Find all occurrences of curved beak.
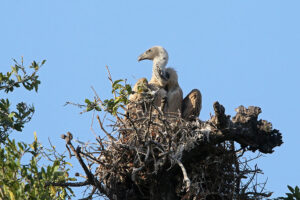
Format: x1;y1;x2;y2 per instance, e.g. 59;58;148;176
137;53;146;62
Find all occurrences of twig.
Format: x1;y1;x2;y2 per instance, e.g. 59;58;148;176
61;132;106;195
45;181;90;187
171;156;191;191
96;115;116;141
105;65;116;99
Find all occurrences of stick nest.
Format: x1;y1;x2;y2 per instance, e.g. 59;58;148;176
81;100;283;200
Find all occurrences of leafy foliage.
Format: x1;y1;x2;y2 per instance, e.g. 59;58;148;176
84;98;101;112
0;58;76;199
84;79;132;115
0;99;35;139
0;58;45;93
103;79;132;115
0;58;45;142
0;133;74;199
276;186;300;200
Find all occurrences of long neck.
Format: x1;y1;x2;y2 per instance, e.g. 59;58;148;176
150;56;168;86
152;56;167;75
153;55;168;69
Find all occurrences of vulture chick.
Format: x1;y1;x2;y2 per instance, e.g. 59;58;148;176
129;78;150;102
164;68;183;115
182;89;202;120
127;78;150;119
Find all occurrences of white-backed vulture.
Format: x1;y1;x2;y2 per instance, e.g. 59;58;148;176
136;46;169;111
164;68;183;115
138;46;169;88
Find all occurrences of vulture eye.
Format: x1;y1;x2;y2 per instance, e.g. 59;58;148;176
147;49;152;53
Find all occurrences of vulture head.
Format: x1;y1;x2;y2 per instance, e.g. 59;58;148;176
137;46;169;64
138;46;169;83
165;68;179;89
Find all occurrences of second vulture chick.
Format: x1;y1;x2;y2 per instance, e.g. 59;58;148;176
164;68;183;115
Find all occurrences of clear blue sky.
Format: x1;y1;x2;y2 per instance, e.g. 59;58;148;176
1;1;299;198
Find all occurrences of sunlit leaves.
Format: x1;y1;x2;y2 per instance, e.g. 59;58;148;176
0;58;43;142
82;79;133;116
0;58;45;93
0;58;75;199
85;98;101;112
0;134;74;199
0;99;35;142
104;79;132;115
276;186;300;200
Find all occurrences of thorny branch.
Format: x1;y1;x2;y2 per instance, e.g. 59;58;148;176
60;132;106;195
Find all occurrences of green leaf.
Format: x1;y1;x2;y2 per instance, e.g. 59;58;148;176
8;190;16;200
287;193;293;199
17;142;24;152
11;66;17;74
95;106;101;111
125;84;132;94
288;185;294;193
68;177;77;181
24;184;31;192
8;112;15;118
54;171;64;177
65;162;73;167
16;75;22;82
85;99;91;104
53;164;59;172
295;186;299;194
112;79;123;88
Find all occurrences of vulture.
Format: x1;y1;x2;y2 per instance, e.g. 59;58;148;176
182;89;202;120
127;78;150;119
129;78;149;102
138;46;169;88
163;67;183;115
135;46;169;111
130;46;202;120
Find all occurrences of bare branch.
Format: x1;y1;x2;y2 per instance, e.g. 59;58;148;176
45;181;90;187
